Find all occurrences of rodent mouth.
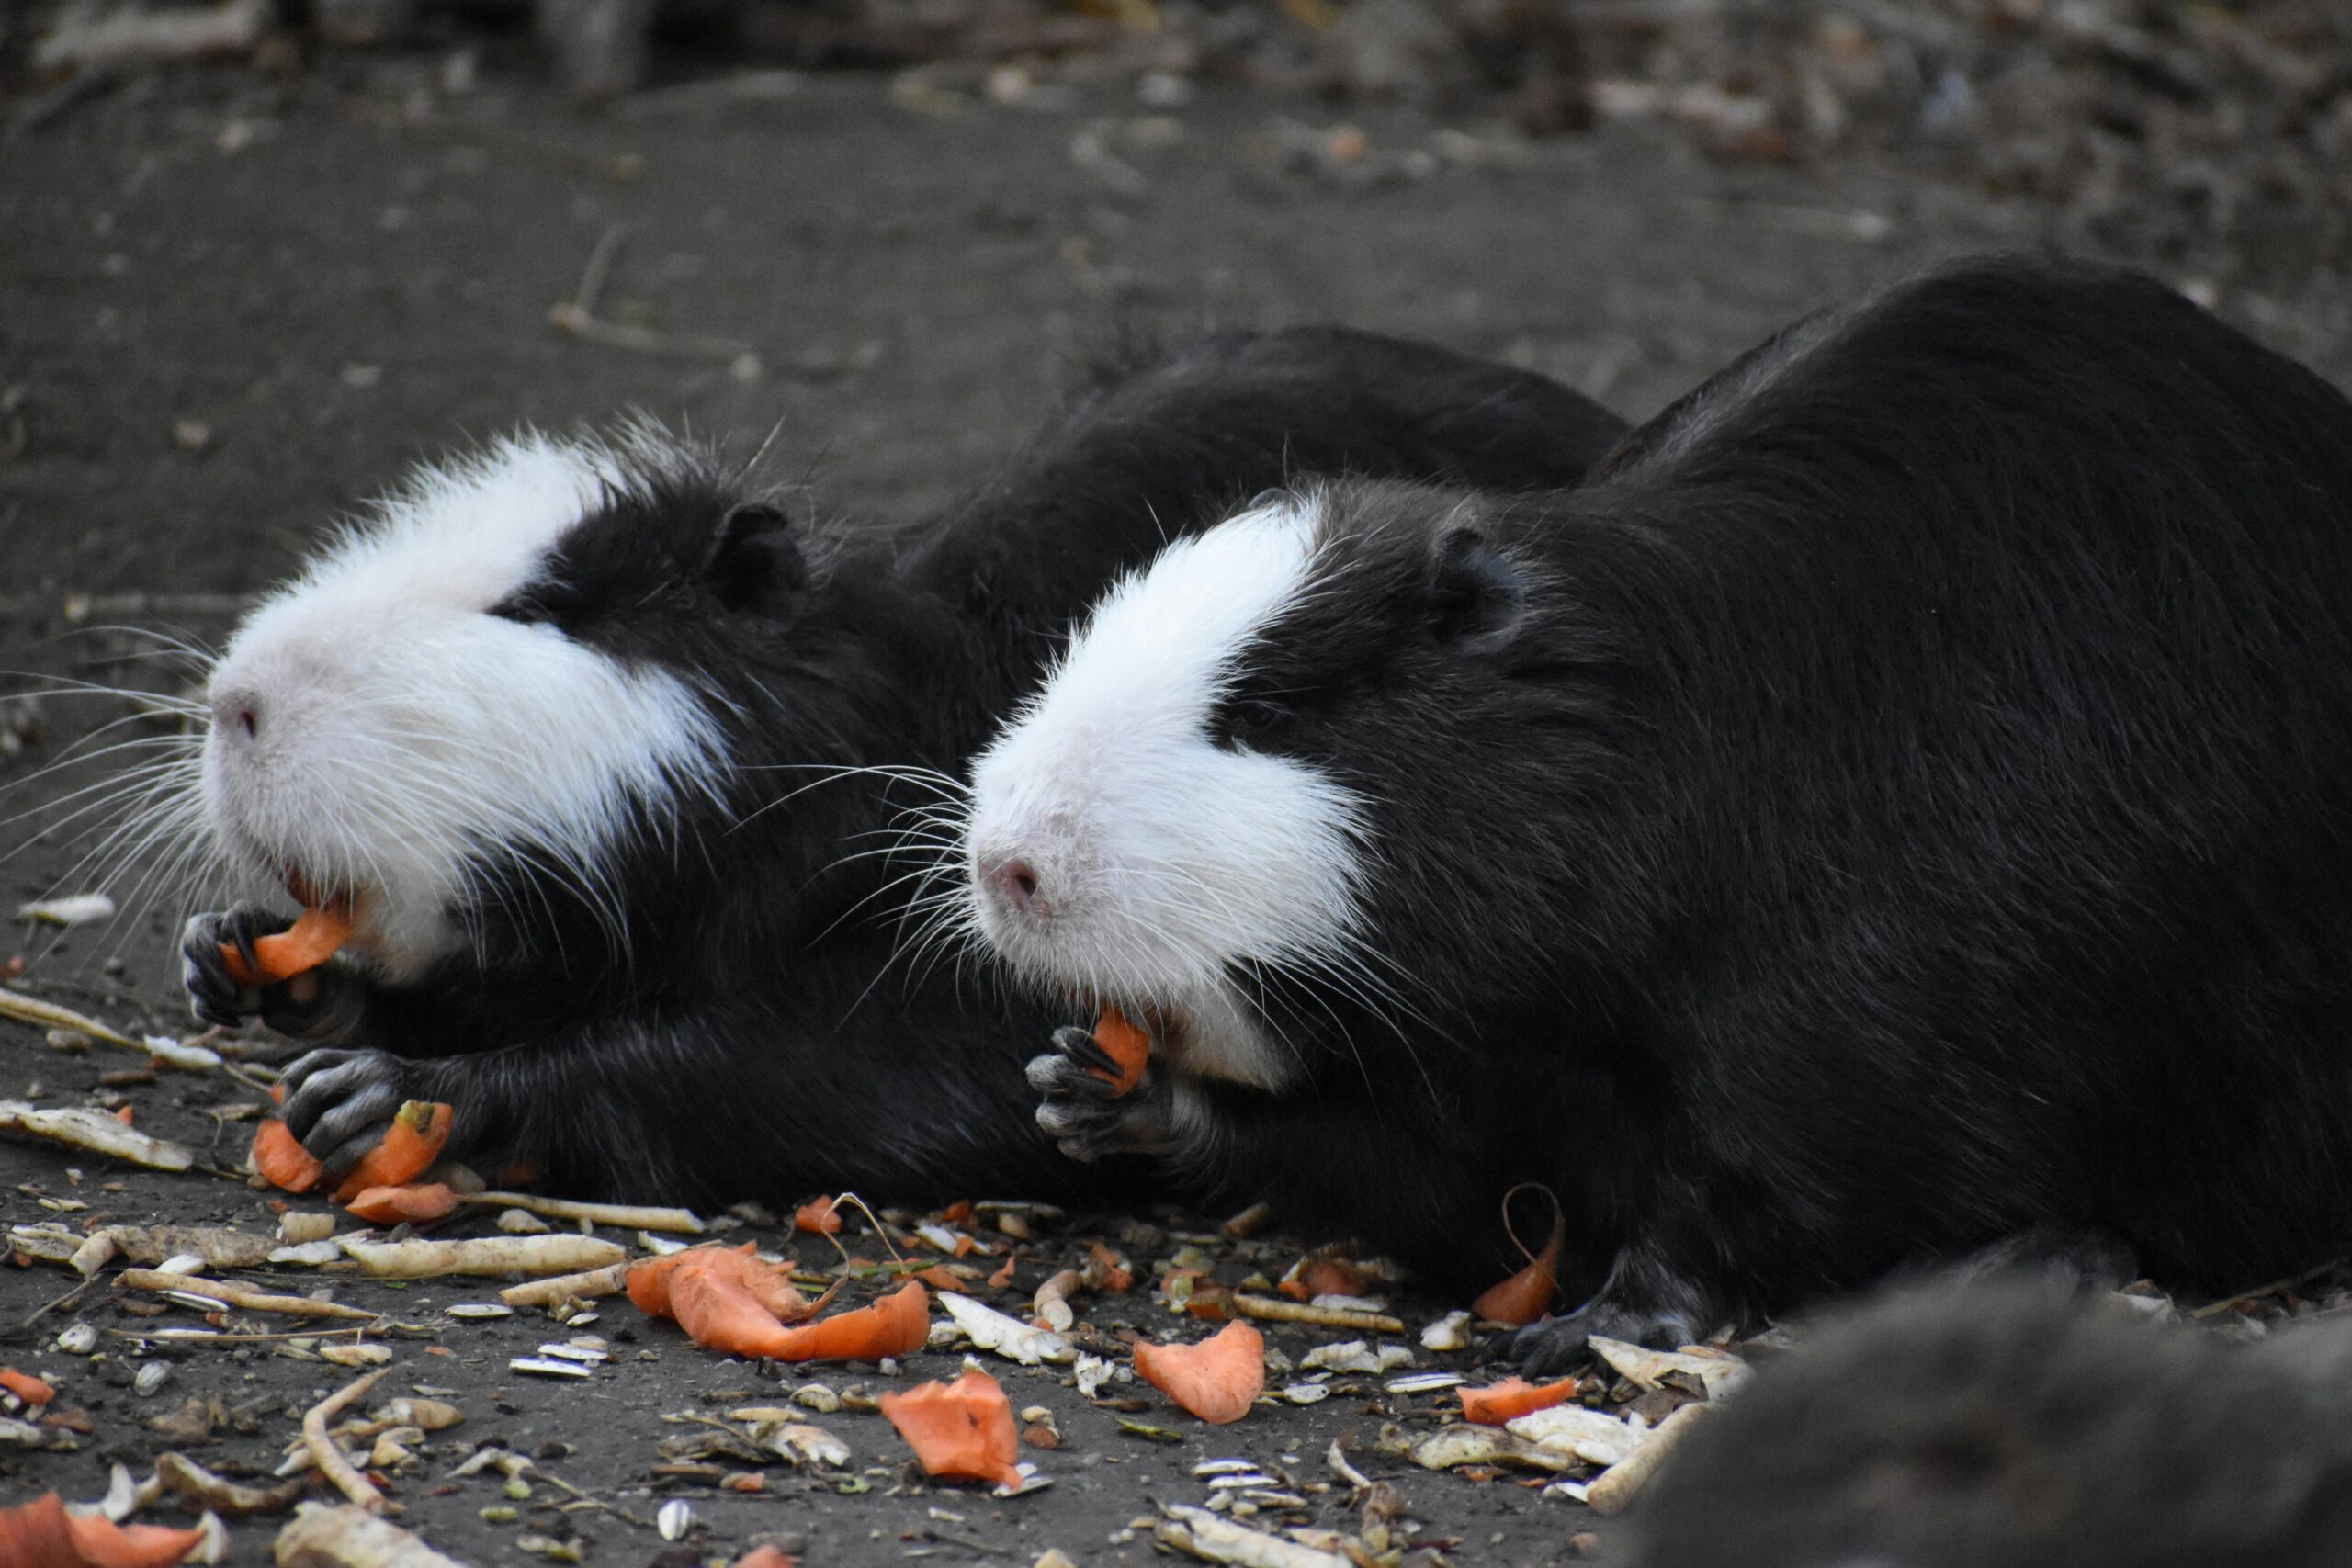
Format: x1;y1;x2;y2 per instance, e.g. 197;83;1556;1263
276;862;358;924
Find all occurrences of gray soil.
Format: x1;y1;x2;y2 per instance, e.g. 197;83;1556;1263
5;53;2352;1568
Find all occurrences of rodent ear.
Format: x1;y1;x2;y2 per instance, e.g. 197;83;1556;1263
702;500;808;611
1430;526;1526;650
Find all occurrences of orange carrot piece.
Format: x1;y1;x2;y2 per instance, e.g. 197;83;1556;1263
1458;1374;1584;1426
250;1120;323;1195
631;1248;919;1363
1472;1213;1564;1326
111;1106;133;1126
0;1493;210;1568
1090;1006;1151;1097
878;1366;1023;1489
1132;1318;1264;1425
219;903;353;987
732;1549;797;1568
1086;1240;1133;1293
794;1196;842;1235
1;1368;56;1406
330;1100;452;1203
759;1280;930;1363
628;1244;824;1324
343;1182;458;1225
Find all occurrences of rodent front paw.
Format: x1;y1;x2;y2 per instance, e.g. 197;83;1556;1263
1029;1023;1176;1161
277;1048;415;1183
180;906;292;1027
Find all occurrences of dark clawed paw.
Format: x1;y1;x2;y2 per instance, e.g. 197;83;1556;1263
278;1048;413;1182
1028;1025;1169;1162
1502;1300;1703;1377
179;906;292;1028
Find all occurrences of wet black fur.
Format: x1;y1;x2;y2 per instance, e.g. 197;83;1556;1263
190;327;1628;1204
1629;1280;2352;1568
1120;257;2352;1354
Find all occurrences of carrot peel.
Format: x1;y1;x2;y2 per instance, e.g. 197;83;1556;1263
1132;1318;1264;1425
0;1492;210;1568
878;1366;1024;1489
343;1182;458;1225
1472;1212;1564;1326
250;1119;324;1195
330;1100;453;1203
1459;1374;1583;1426
219;902;353;987
629;1248;924;1363
1;1368;56;1406
1089;1006;1151;1098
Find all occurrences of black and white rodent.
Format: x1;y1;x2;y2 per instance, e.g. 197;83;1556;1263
1628;1279;2352;1568
963;255;2352;1363
176;327;1629;1204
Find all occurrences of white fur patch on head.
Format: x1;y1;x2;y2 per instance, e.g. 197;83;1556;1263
965;495;1365;1089
199;433;725;977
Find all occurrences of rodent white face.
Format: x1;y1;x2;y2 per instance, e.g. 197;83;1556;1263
964;496;1365;1089
199;435;724;978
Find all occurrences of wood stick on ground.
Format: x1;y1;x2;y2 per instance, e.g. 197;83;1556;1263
1585;1400;1715;1516
340;1235;626;1279
302;1370;391;1512
1231;1294;1407;1333
117;1269;381;1321
0;1100;195;1171
458;1191;704;1235
0;988;141;1047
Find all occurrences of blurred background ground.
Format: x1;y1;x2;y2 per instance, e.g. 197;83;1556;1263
4;3;2352;1565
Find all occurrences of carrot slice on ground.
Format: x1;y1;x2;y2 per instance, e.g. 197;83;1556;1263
220;902;353;987
794;1196;842;1235
1089;1006;1151;1097
0;1493;210;1568
1132;1318;1265;1425
628;1244;826;1324
1472;1213;1564;1326
759;1280;930;1362
732;1549;797;1568
1;1368;56;1405
631;1251;922;1363
878;1366;1023;1489
250;1120;323;1195
330;1100;453;1203
343;1182;458;1225
1458;1374;1583;1426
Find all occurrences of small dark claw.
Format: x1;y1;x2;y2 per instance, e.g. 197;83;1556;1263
279;1048;410;1181
1047;1024;1125;1082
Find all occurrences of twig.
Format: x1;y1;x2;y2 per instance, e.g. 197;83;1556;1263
458;1190;704;1235
0;987;142;1047
571;223;627;318
303;1369;390;1512
2188;1258;2345;1319
117;1269;380;1321
1232;1294;1405;1334
17;1273;97;1333
548;224;758;367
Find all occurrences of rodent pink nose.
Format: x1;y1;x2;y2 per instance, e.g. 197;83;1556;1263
983;853;1047;922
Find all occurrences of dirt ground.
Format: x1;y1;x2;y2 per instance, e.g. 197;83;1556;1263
6;42;2352;1568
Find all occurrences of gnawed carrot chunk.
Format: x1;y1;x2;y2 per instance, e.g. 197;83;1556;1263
758;1280;930;1363
0;1368;56;1406
343;1182;458;1225
1472;1213;1564;1326
0;1492;210;1568
251;1119;323;1195
628;1243;826;1324
630;1247;925;1363
1459;1374;1583;1426
1132;1318;1264;1425
220;903;353;987
794;1196;842;1235
331;1100;453;1203
878;1366;1023;1489
1090;1006;1150;1097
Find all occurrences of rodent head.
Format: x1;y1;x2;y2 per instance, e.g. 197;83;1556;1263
198;426;803;980
963;482;1554;1088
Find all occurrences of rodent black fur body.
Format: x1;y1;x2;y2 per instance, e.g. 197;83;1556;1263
184;327;1628;1206
1629;1280;2352;1568
1018;257;2352;1359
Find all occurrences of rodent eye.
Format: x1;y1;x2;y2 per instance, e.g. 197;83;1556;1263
1226;695;1288;737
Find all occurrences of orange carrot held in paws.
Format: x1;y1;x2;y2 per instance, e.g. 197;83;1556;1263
1091;1005;1151;1097
879;1366;1024;1489
1458;1374;1583;1426
220;902;353;987
1132;1318;1265;1425
330;1100;453;1203
1473;1212;1564;1326
343;1183;458;1225
251;1119;324;1195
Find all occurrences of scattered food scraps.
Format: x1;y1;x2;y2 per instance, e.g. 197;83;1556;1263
0;1492;216;1568
0;1101;195;1172
1459;1375;1583;1426
1133;1320;1265;1425
878;1365;1024;1490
